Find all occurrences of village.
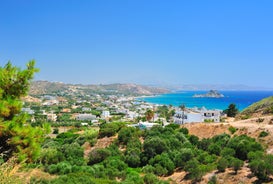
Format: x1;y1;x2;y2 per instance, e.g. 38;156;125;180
22;88;225;130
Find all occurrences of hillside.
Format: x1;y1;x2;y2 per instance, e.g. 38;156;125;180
29;81;170;96
239;96;273;118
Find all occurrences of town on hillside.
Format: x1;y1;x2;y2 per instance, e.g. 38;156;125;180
23;84;226;130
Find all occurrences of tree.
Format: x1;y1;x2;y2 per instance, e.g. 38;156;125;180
217;157;228;172
0;61;48;162
224;103;239;117
230;158;243;174
179;104;186;124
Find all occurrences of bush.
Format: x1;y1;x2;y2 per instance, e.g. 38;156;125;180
208;175;217;184
174;148;194;168
47;162;72;175
184;159;204;182
56;132;79;144
217;158;228;172
220;147;235;158
125;148;141;168
227;135;263;160
88;148;111;165
259;131;269;138
143;137;168;160
249;155;273;181
230;157;243;174
143;173;158;184
228;126;237;134
149;153;175;176
123;172;143;184
99;122;125;138
179;127;189;135
39;148;64;165
256;118;264;123
118;127;138;145
59;143;85;166
53;173;95;184
53;128;59;134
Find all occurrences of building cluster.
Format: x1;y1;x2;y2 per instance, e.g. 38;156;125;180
23;91;224;128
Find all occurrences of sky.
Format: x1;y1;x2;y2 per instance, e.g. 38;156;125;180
0;0;273;88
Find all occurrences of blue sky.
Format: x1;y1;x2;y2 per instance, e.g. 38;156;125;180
0;0;273;88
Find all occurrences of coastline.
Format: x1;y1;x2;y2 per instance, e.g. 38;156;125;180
135;91;273;111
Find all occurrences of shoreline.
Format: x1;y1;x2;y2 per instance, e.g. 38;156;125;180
133;91;273;111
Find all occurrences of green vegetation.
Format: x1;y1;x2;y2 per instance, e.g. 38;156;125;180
1;62;272;183
228;126;237;134
224;103;239;117
0;61;49;162
259;131;269;138
240;96;273;117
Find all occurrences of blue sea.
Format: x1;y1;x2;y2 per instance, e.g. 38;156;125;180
137;91;273;111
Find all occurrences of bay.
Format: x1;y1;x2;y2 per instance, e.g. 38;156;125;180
137;91;273;111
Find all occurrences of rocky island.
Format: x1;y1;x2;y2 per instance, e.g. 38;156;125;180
193;90;224;98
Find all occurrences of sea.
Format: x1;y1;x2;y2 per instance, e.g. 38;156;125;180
137;91;273;111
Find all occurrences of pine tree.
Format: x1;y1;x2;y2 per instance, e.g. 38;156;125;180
0;61;48;162
224;103;239;117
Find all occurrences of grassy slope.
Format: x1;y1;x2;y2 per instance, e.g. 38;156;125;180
240;96;273;116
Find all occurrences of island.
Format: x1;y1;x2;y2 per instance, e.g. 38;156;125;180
193;90;224;98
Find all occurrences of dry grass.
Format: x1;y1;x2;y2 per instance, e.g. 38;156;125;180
0;158;23;184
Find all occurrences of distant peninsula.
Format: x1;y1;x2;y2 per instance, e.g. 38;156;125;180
193;90;224;98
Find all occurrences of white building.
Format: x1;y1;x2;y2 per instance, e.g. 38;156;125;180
174;108;222;124
22;108;35;115
102;111;110;118
76;114;96;121
127;111;139;120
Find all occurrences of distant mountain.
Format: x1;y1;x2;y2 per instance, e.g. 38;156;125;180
29;81;170;96
146;83;272;91
239;96;273;117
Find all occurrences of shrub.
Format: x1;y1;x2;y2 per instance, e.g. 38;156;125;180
123;171;143;184
125;148;141;168
39;148;64;165
208;143;221;155
47;162;72;175
88;148;111;165
40;173;97;184
179;127;189;135
259;131;269;138
143;173;158;184
118;127;137;145
208;175;217;184
184;159;204;182
217;157;228;172
249;154;273;181
149;153;175;176
53;128;59;134
230;157;243;174
143;137;168;160
256;118;265;123
228;126;237;134
99;122;125;138
174;148;194;168
227;135;263;160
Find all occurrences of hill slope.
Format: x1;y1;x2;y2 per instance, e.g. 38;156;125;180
240;96;273;117
30;81;170;96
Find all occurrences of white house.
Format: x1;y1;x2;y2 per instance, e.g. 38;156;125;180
22;108;35;115
76;114;96;121
174;108;222;124
102;111;110;118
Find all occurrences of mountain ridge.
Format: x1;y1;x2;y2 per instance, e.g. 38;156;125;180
29;80;170;95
